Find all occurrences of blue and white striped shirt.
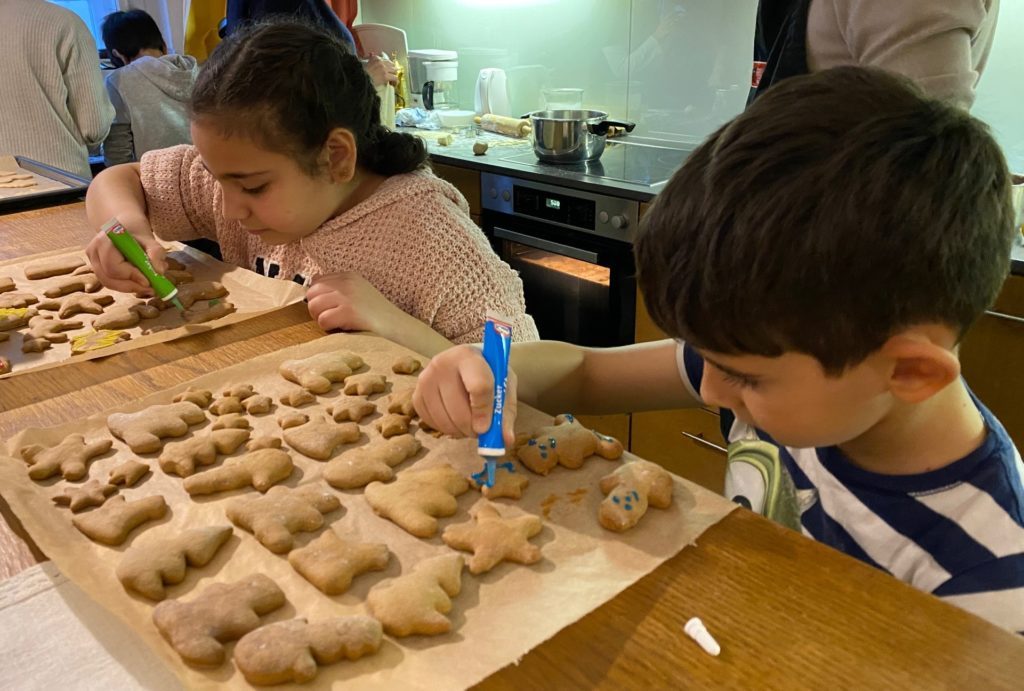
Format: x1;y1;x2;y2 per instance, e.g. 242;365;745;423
676;343;1024;633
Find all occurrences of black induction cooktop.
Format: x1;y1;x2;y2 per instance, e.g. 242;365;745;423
500;141;692;188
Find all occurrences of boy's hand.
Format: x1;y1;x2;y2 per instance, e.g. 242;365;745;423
414;344;518;449
84;218;166;295
307;272;401;334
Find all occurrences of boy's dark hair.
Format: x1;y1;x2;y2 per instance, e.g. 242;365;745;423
635;66;1015;374
101;10;166;68
190;19;426;177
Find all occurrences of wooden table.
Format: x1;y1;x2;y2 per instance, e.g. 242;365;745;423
2;204;1023;689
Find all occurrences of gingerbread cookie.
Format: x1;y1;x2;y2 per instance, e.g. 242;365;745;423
343;373;387;396
279;351;365;394
288;529;390;595
391;356;422;375
108;459;150;487
172;387;213;408
222;384;255;400
21;314;83;352
247;435;282;451
152;574;286;667
19;433;112;481
70;329;131;354
0;292;38;309
468;459;530;500
281;413;360;461
92;301;160;330
366;554;465;637
0;276;14;293
72;494;168;545
116;525;233;600
42;272;101;298
211;413;251;430
209;396;244;415
151;280;227;310
277;411;308;430
598;460;674;532
227;484;341;553
165;268;194;285
387;389;417;418
52;479;117;512
442;502;543;574
24;255;86;279
323;435;421;490
242;395;273;415
183;448;294;496
0;307;35;331
375;413;411;439
279;388;316;407
107;402;206;453
42;293;115;319
516;414;624;475
234;617;383;686
364;464;469;537
183;299;236;323
327;397;377;423
158;428;251;477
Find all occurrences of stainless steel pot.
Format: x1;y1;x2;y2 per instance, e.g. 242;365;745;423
525;110;636;164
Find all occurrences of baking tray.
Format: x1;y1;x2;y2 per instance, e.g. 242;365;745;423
0;155;90;213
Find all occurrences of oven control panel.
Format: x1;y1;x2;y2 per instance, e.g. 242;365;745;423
481;173;640;242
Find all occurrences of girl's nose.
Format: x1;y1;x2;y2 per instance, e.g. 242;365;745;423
221;189;249;222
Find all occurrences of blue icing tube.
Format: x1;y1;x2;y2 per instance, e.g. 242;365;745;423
476;312;513;487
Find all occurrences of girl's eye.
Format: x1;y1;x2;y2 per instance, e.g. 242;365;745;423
242;183;268;195
722;370;760;390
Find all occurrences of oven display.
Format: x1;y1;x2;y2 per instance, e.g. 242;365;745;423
513;186;595;230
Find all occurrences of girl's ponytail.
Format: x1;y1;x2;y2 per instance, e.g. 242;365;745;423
359;124;428;176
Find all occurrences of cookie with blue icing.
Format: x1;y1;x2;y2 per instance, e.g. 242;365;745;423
598;460;674;532
515;414;623;475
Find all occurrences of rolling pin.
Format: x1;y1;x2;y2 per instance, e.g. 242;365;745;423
474;114;532;138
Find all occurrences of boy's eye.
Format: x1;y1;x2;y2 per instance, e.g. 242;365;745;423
242;183;268;195
722;370;760;390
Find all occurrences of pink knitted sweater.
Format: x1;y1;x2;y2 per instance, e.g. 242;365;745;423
139;145;539;344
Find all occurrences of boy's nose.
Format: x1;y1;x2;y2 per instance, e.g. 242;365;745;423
700;366;740;410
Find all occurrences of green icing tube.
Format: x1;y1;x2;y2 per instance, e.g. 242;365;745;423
102;218;184;311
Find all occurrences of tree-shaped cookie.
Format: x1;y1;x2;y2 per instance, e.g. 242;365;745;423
279;351;365;394
598;460;674;532
183;448;294;496
72;495;168;545
364;464;469;537
282;413;360;461
21;314;84;352
158;428;251;477
366;554;465;637
442;502;543;574
323;435;422;490
116;525;233;600
467;459;530;500
152;574;286;667
288;529;390;595
52;479;117;512
226;484;341;553
93;301;160;330
19;433;112;481
516;413;624;475
234;616;383;686
107;401;207;453
327;397;376;423
343;372;387;396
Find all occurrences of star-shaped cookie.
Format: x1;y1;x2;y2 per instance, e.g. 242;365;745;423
441;502;543;574
52;479;118;512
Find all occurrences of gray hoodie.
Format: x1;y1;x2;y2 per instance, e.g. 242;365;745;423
102;54;198;166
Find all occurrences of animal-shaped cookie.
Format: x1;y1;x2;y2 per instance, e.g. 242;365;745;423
158;428;251;477
327;397;376;423
391;356;422;375
42;272;101;298
108;459;150;487
19;433;112;481
323;435;422;489
281;413;360;461
387;388;417;418
279;351;364;394
442;503;543;574
288;529;390;595
107;402;207;454
93;301;160;330
23;255;86;279
364;464;469;537
366;554;465;637
598;460;674;532
72;495;168;545
116;525;233;600
375;413;410;439
52;479;117;512
21;314;83;352
183;448;294;496
467;459;530;500
152;574;286;667
343;373;387;396
226;484;341;553
516;414;624;475
234;617;383;686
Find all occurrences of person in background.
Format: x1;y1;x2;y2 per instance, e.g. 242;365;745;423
0;0;113;179
100;10;199;167
413;67;1023;633
750;0;1000;109
84;20;538;355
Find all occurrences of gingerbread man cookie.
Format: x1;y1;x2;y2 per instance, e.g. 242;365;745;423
288;529;390;595
107;402;207;454
364;464;469;537
226;484;341;553
323;435;422;490
72;494;168;545
442;502;543;574
279;351;365;394
366;554;465;637
598;460;674;532
116;525;233;600
516;414;624;475
21;314;83;352
19;433;112;481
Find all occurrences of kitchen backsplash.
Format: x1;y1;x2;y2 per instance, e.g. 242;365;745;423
359;0;1022;171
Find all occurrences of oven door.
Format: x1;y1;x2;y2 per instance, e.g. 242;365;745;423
482;210;636;347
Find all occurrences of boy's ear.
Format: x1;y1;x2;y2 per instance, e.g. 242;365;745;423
322;128;358;183
111;49;128;67
880;333;960;404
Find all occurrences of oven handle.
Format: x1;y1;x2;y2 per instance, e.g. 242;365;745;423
493;227;600;264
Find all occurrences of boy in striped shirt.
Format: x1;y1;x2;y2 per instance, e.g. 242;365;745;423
413;66;1024;632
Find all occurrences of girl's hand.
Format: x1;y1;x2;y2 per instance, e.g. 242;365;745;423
414;344;518;449
84;218;166;295
306;272;402;334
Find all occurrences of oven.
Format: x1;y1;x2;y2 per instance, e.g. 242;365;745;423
481;173;639;347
